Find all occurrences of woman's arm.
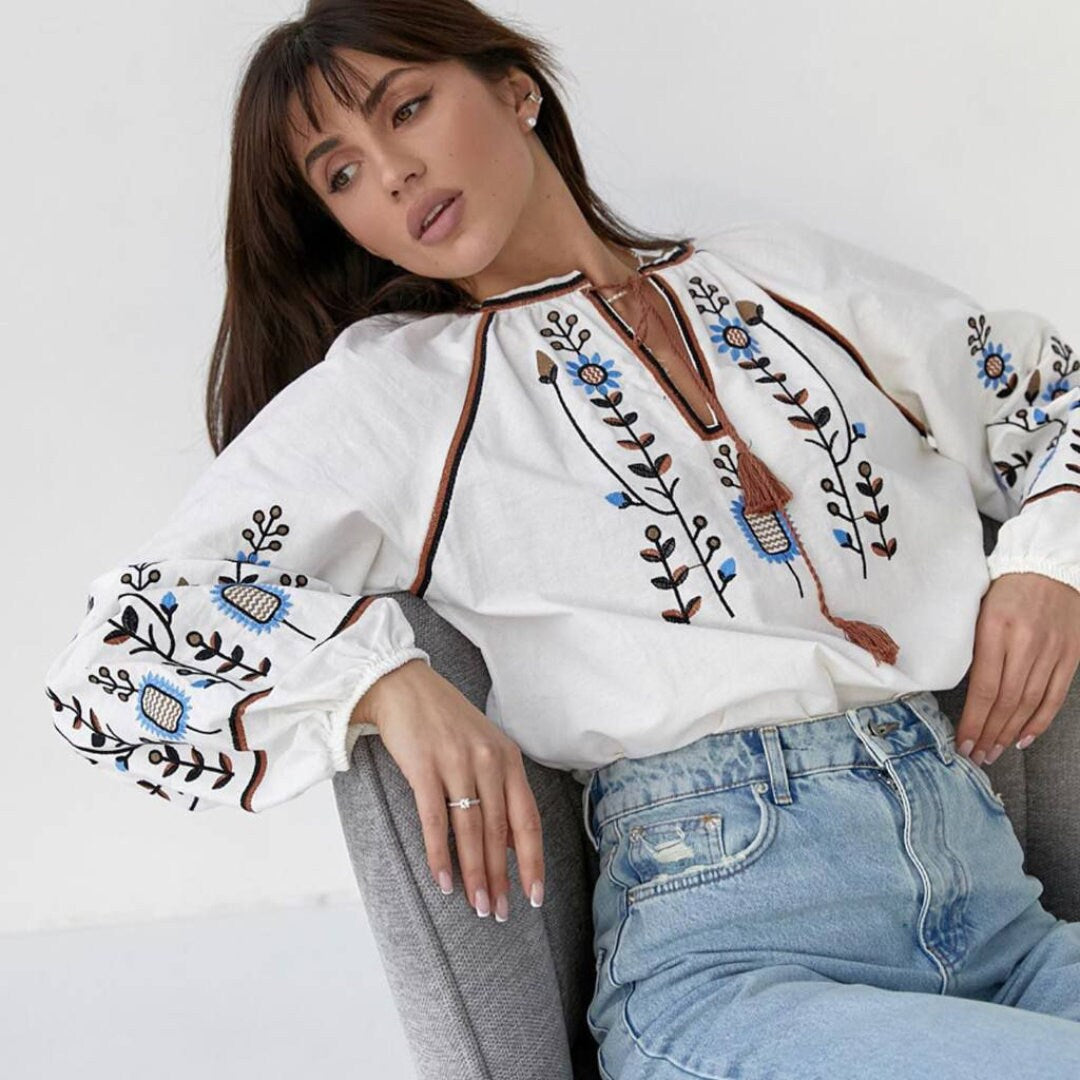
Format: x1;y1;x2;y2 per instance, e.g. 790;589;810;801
43;336;431;814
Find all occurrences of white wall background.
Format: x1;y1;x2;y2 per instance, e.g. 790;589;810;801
3;0;1077;1075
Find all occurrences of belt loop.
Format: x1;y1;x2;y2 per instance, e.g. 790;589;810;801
905;692;953;764
758;726;792;805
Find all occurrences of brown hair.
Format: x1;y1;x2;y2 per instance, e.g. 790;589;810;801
206;0;690;454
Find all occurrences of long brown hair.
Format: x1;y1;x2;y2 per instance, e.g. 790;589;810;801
207;0;690;455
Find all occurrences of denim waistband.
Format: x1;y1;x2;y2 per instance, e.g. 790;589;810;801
581;690;956;852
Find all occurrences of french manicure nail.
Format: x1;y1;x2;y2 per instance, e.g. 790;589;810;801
1016;735;1035;750
972;749;986;766
984;743;1004;766
958;739;975;757
495;894;509;922
438;870;453;895
530;881;544;908
475;888;490;917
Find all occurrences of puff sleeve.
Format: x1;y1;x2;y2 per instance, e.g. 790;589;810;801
709;218;1080;594
43;338;431;814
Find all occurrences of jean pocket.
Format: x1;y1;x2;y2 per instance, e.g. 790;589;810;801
612;782;779;907
952;751;1008;815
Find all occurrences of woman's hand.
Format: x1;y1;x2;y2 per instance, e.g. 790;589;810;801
353;659;544;922
956;573;1080;766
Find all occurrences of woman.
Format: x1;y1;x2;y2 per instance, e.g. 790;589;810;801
44;0;1080;1075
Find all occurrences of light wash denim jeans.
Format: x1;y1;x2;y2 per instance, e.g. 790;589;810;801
582;690;1080;1079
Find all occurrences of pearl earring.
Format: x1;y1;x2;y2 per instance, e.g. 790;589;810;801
524;89;543;129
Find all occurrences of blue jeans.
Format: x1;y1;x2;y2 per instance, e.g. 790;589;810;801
582;690;1080;1079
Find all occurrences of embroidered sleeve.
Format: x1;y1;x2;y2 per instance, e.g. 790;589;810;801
922;305;1079;593
43;355;429;814
709;218;1080;595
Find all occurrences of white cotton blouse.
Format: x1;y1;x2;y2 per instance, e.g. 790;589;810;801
43;217;1080;813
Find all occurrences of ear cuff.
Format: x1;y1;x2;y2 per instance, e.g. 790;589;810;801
524;89;543;128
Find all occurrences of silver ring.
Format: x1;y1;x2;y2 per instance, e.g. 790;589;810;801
447;796;481;810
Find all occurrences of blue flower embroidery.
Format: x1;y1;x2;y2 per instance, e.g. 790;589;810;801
210;580;293;635
709;315;760;363
566;352;622;395
975;340;1015;390
1042;377;1072;404
136;672;191;741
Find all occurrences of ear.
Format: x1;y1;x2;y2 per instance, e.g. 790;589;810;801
499;65;535;113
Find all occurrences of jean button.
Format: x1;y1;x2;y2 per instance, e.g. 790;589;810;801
869;719;899;736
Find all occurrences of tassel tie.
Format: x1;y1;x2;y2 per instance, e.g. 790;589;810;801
591;254;899;666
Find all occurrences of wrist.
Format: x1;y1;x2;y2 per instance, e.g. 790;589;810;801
350;657;426;729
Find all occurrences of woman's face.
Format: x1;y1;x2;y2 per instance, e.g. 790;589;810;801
287;50;538;291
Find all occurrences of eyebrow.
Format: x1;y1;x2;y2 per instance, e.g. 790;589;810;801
303;65;423;177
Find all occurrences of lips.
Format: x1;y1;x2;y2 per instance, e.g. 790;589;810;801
408;189;462;241
420;197;455;235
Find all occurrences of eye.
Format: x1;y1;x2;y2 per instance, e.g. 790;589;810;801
328;163;357;194
392;92;430;128
327;93;431;196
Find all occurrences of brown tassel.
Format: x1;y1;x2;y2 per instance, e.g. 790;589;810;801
591;253;900;666
734;445;793;515
826;615;901;665
782;512;900;666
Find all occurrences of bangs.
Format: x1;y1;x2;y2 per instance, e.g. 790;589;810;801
265;34;381;189
290;46;374;137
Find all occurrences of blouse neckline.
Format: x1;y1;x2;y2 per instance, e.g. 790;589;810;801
463;239;698;312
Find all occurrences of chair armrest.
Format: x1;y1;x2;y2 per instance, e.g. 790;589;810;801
331;590;600;1080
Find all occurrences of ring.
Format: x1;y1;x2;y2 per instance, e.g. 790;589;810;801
447;796;481;810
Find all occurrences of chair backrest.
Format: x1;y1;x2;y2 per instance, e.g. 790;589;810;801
332;513;1079;1080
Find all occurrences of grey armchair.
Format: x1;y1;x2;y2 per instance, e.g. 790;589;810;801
332;513;1080;1080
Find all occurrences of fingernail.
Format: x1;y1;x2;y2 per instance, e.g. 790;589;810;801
972;749;986;766
530;881;544;908
1016;735;1035;750
984;743;1004;766
494;893;509;922
475;888;490;917
958;739;975;757
438;870;453;895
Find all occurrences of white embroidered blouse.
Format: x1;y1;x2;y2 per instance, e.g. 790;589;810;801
44;217;1080;812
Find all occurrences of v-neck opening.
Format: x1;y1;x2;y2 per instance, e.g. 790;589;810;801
583;271;726;439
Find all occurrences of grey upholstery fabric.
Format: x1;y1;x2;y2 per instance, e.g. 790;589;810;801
332;513;1078;1080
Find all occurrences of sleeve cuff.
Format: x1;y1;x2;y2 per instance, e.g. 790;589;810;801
986;555;1080;595
327;646;431;772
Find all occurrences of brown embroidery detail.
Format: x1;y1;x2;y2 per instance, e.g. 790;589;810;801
758;288;931;440
412;311;488;596
465;241;696;313
1023;483;1080;506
